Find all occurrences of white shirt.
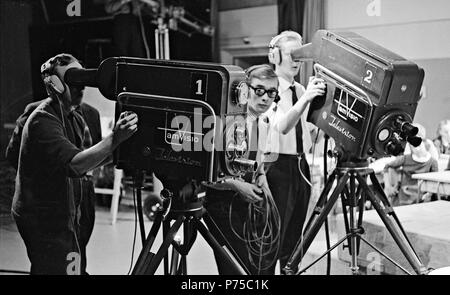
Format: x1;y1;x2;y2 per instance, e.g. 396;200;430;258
262;77;313;157
246;111;264;165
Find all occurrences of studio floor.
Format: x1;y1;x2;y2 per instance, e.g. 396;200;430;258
0;204;221;275
1;200;344;276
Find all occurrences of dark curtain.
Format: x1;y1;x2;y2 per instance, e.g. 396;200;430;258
277;0;305;33
277;0;324;42
302;0;325;43
277;0;324;85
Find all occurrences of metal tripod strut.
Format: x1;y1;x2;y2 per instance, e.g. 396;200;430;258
283;162;428;275
131;204;249;275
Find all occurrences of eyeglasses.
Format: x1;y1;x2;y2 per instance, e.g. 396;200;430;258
248;85;279;99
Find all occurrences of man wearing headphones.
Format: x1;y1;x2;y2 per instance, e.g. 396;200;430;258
205;64;281;275
264;31;326;274
11;53;138;275
6;99;102;275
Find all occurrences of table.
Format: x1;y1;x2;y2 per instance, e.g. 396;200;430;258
412;171;450;198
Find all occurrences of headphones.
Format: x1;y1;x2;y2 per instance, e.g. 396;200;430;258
41;56;66;95
41;53;80;96
268;30;303;65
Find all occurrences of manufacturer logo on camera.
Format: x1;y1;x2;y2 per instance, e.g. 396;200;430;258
158;127;203;146
328;114;357;142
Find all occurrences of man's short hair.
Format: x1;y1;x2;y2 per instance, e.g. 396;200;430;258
269;30;303;51
245;64;278;84
40;53;80;78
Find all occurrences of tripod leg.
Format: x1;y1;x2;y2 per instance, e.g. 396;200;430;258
284;172;350;274
163;219;170;274
348;173;359;274
142;215;185;275
303;171;338;235
199;214;249;275
368;172;422;259
132;213;163;275
341;186;351;255
136;187;146;247
357;173;427;274
356;185;365;254
170;238;181;275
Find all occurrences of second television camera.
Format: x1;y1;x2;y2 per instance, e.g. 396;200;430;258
292;30;425;161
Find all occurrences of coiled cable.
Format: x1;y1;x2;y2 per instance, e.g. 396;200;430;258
228;185;281;274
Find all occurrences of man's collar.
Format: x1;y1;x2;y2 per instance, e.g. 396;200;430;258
247;107;259;122
278;76;295;92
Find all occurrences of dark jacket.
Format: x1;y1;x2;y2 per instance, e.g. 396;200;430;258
10;98;101;231
6;99;102;169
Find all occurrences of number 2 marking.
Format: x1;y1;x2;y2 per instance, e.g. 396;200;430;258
364;70;373;84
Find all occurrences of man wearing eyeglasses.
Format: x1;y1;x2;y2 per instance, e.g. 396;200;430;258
264;30;326;274
205;64;281;275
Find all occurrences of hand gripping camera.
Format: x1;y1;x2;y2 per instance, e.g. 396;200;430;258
292;30;425;161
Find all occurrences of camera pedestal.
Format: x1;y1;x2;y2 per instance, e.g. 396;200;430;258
284;161;428;275
131;195;248;275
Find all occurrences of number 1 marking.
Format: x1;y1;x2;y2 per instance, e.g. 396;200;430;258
196;79;203;95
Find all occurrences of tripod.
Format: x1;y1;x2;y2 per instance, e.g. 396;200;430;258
131;190;249;275
284;160;428;275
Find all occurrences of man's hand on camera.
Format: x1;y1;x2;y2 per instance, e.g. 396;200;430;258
113;111;138;146
302;77;326;103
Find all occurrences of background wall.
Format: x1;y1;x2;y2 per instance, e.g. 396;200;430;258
324;0;450;139
218;1;277;66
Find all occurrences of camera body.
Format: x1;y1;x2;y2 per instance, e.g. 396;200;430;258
97;57;253;193
296;30;424;161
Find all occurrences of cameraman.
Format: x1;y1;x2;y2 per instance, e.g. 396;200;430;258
205;64;280;275
5;98;101;275
264;30;325;274
11;53;138;275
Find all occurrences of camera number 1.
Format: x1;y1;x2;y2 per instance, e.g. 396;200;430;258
191;72;208;99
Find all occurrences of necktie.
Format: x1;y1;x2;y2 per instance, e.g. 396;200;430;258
290;85;303;154
248;117;259;161
243;117;259;183
69;108;93;150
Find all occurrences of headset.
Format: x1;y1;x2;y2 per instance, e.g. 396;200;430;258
268;30;303;65
41;53;81;96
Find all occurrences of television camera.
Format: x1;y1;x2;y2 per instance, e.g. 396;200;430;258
65;57;256;274
66;57;255;196
292;30;425;161
284;30;428;275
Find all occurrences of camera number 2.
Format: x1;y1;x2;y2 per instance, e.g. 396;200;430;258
362;63;377;88
364;70;373;84
191;72;208;99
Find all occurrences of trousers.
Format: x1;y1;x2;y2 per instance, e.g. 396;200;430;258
13;178;96;275
263;154;311;274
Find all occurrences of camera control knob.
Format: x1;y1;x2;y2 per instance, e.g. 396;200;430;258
377;128;390;142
